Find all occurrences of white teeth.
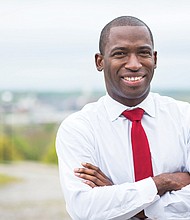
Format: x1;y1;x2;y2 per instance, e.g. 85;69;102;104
124;76;143;82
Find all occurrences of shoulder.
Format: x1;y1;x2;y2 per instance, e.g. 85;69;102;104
58;96;106;131
152;92;190;107
151;92;190;118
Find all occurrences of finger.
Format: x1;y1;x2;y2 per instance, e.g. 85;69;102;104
74;172;105;186
81;162;98;170
81;162;109;179
74;164;113;186
74;167;99;176
76;164;113;185
74;167;104;181
82;180;97;188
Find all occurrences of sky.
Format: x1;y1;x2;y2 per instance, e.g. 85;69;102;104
0;0;190;92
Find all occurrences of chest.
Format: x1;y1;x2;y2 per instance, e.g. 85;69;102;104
93;116;188;184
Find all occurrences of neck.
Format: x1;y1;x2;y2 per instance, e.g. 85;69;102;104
108;87;150;107
111;93;149;107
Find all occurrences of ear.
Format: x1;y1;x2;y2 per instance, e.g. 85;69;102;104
95;53;104;71
153;51;157;69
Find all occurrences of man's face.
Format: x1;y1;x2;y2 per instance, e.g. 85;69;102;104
95;26;157;106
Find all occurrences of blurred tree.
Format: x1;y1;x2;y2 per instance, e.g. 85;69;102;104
0;134;23;162
42;137;58;164
0;123;59;163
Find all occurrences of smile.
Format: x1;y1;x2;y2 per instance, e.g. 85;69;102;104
123;76;143;82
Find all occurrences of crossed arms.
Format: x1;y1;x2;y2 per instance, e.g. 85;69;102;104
74;162;190;219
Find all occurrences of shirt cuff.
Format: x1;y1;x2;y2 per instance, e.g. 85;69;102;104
135;177;159;206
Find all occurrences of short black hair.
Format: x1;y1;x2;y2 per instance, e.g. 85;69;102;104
99;16;154;55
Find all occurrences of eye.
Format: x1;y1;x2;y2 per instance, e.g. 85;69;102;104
112;51;127;58
139;50;152;57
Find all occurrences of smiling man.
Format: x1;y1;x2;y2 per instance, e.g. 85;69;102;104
56;16;190;219
95;24;157;107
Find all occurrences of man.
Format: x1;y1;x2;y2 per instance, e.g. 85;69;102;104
56;16;190;219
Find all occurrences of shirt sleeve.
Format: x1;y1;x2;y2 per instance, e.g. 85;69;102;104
56;117;158;220
144;186;190;219
145;138;190;219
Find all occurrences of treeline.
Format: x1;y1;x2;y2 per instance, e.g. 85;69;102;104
0;123;58;164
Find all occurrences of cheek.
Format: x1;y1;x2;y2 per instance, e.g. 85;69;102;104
103;63;114;79
145;63;155;76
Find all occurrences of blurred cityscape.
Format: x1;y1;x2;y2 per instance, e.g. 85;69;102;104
0;90;105;126
0;89;190;126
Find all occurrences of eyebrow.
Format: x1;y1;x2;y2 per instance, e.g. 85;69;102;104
110;45;152;53
110;47;127;53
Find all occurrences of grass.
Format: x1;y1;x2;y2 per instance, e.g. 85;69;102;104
0;173;21;185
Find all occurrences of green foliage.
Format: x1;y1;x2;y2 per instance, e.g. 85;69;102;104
42;138;58;164
0;123;59;163
0;134;23;162
12;135;34;160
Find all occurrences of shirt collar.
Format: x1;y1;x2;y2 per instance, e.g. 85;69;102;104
104;92;156;122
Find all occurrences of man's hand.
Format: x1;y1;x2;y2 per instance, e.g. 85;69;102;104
74;163;147;218
153;172;190;196
74;162;113;188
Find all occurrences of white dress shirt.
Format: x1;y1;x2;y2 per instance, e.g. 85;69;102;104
56;92;190;220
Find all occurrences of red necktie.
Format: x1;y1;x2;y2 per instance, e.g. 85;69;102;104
122;108;153;181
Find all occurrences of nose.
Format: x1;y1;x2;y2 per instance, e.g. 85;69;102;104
124;54;142;71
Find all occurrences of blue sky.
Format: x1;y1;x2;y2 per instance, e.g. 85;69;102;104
0;0;190;92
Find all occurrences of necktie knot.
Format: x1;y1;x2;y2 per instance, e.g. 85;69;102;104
122;108;144;122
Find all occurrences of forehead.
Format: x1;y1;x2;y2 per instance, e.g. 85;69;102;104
107;26;153;49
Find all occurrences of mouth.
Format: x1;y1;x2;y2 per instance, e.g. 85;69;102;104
123;76;143;82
